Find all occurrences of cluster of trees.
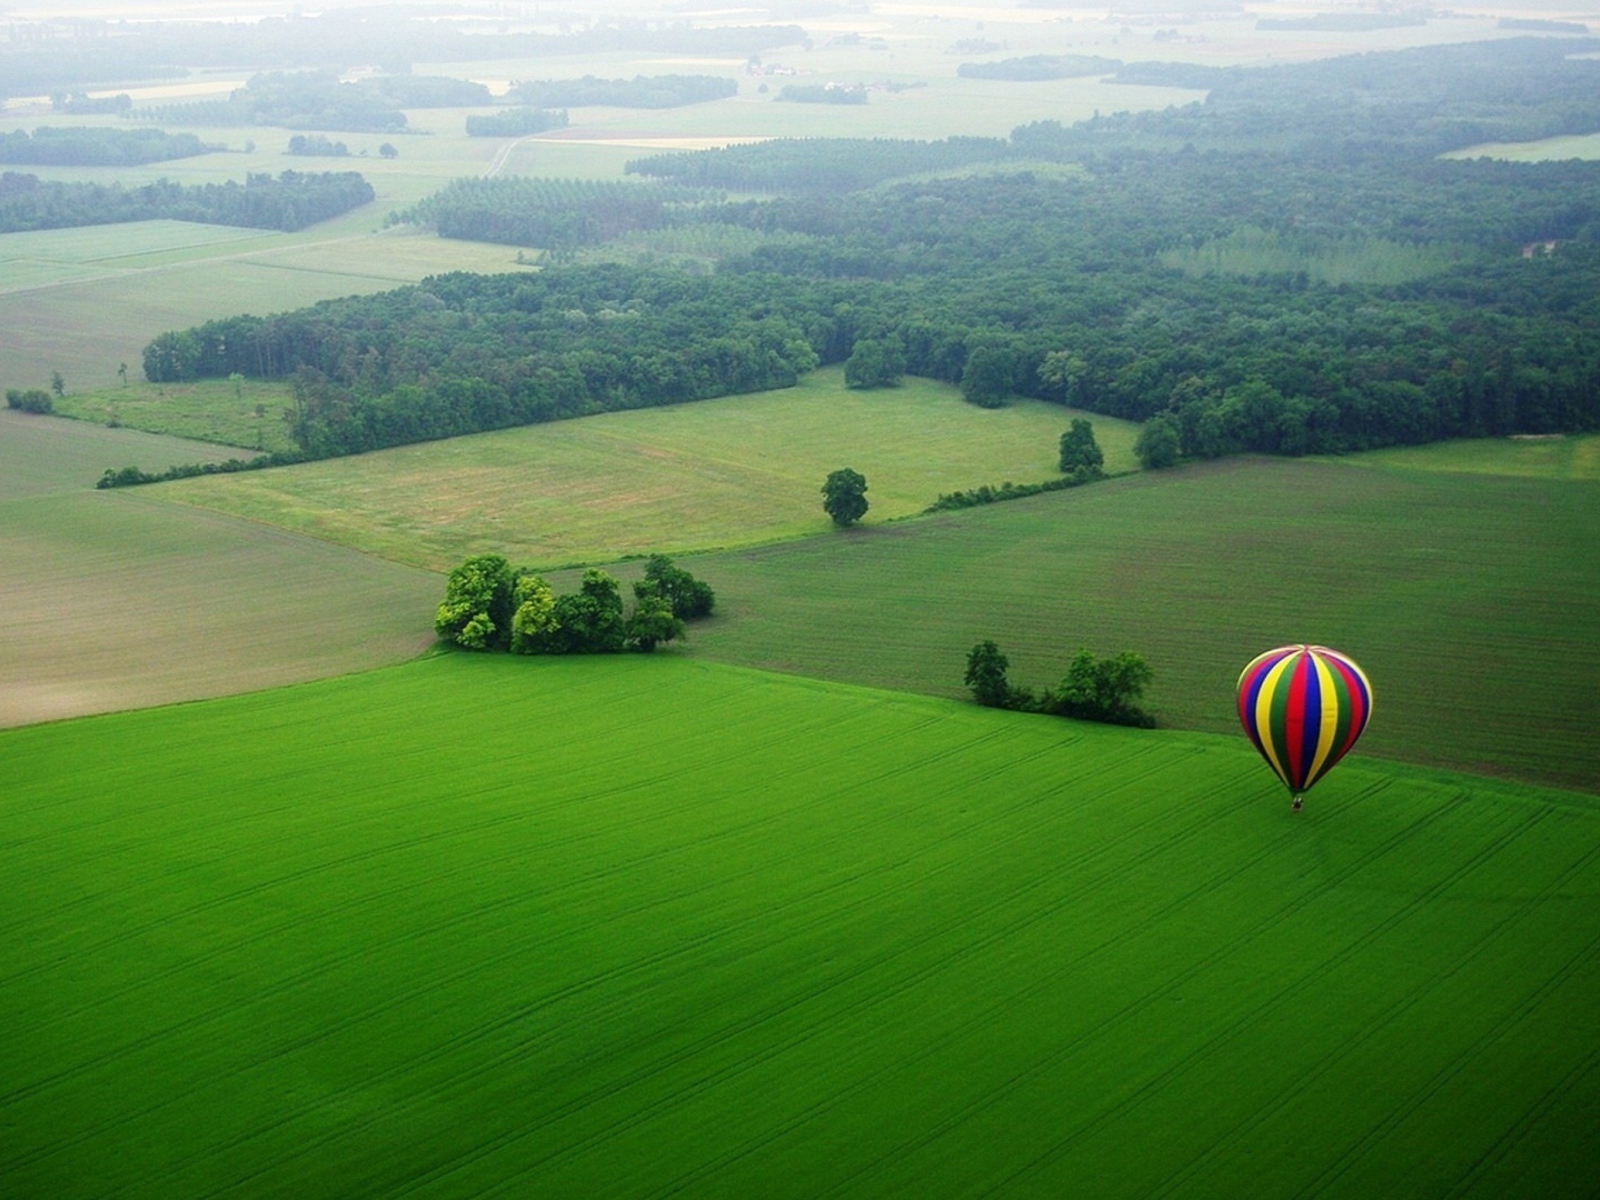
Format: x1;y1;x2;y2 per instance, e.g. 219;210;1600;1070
0;126;215;166
0;170;373;234
464;108;569;138
5;388;53;414
956;54;1120;80
435;554;713;655
135;71;491;132
388;178;714;249
50;91;132;115
286;134;349;157
777;84;867;104
965;641;1155;727
505;75;736;109
627;136;1012;194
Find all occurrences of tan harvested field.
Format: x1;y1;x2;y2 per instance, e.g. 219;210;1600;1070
0;415;440;728
156;367;1140;571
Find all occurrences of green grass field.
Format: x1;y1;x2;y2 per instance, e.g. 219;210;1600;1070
52;376;300;453
660;455;1600;793
1344;434;1600;480
0;408;235;499
0;412;440;728
156;367;1139;570
2;652;1597;1197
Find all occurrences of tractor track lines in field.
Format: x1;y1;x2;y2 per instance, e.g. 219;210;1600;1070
341;762;1302;1197
968;802;1551;1198
6;708;1052;1179
816;782;1467;1195
1144;830;1600;1199
167;745;1228;1195
1440;1033;1600;1199
1297;922;1600;1198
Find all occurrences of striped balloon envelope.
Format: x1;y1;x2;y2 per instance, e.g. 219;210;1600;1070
1236;645;1373;808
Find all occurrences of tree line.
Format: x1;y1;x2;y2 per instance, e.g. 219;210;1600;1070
140;265;825;458
965;641;1156;727
0;169;373;234
387;177;716;249
0;126;217;166
134;71;491;133
464;109;569;138
627;136;1013;194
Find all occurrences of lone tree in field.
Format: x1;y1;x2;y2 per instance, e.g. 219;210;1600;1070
822;468;869;527
1058;418;1104;479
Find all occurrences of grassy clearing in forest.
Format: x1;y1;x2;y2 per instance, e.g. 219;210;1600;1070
157;367;1139;570
669;454;1600;793
2;652;1597;1198
51;376;298;454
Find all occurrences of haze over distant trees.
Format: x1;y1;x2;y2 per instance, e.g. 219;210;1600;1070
505;75;735;109
0;169;373;234
133;37;1600;469
0;14;805;101
0;127;217;166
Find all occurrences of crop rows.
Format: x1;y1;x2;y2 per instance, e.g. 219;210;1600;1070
2;654;1596;1196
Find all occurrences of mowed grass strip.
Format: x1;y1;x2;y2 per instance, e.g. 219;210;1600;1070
157;366;1139;570
1;653;1597;1197
668;455;1600;793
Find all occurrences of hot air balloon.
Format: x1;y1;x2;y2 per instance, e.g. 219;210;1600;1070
1236;644;1372;811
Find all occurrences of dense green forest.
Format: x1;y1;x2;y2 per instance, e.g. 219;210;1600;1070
463;108;569;138
388;177;716;249
0;126;216;166
504;75;736;109
0;14;805;100
139;38;1600;465
0;170;373;233
133;71;490;132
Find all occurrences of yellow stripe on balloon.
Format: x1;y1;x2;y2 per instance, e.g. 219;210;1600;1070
1253;652;1297;789
1305;652;1341;787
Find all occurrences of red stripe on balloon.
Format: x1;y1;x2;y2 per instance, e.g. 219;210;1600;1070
1283;651;1309;790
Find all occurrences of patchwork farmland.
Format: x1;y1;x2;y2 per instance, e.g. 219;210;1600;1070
0;412;439;727
156;367;1139;570
2;654;1597;1198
